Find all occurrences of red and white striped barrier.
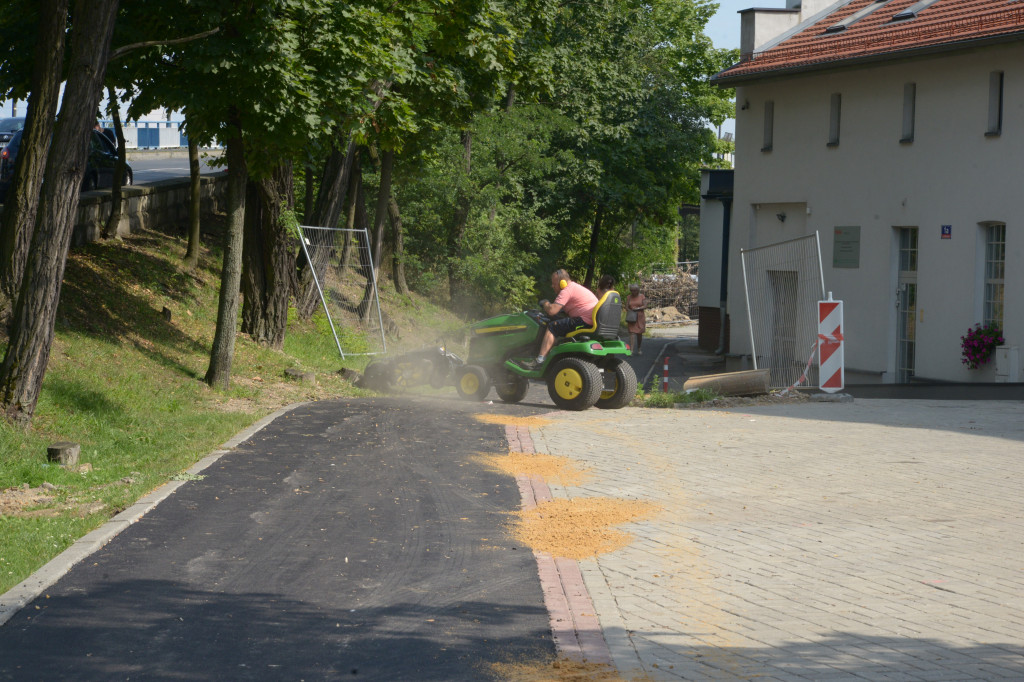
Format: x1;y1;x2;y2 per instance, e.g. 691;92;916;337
818;296;844;393
662;356;670;393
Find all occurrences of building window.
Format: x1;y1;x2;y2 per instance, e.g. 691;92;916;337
900;83;916;143
762;100;774;152
986;71;1003;137
828;93;841;146
983;222;1005;328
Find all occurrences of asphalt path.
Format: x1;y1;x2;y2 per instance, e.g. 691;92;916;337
130;155;221;184
0;397;557;681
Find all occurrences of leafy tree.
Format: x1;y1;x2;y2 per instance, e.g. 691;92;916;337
0;0;119;423
0;0;69;313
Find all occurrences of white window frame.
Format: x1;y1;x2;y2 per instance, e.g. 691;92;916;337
986;71;1004;137
828;93;841;147
900;82;916;143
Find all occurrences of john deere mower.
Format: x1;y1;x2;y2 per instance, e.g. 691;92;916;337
455;290;637;411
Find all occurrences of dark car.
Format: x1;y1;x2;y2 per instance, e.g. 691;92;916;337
0;116;25;146
0;128;133;202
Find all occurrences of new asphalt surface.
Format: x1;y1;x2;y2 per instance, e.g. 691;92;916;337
0;398;559;681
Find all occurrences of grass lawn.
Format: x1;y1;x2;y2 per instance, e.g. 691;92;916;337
0;224;462;594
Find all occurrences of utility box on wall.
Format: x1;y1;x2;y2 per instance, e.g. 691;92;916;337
994;346;1020;383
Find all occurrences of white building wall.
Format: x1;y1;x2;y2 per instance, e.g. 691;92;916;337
698;172;725;311
729;42;1023;382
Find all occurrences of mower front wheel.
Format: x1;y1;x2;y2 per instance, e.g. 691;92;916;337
595;358;637;409
456;365;490;401
495;373;530;403
546;357;602;411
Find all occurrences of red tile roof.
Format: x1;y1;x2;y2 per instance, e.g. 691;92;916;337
714;0;1024;83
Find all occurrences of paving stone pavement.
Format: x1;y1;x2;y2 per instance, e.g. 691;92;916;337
526;399;1024;681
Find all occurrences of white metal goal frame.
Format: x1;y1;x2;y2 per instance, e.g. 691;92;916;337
295;224;387;359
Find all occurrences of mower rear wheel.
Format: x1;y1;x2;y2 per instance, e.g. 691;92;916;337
494;373;529;403
456;365;490;401
546;357;602;411
595;358;637;409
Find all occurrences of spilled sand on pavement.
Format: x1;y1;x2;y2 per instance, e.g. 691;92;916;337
474;414;553;429
476;451;591;487
511;497;659;561
491;656;646;681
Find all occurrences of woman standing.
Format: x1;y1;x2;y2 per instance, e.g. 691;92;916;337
626;283;647;355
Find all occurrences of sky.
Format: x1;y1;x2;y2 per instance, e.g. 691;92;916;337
1;0;752;130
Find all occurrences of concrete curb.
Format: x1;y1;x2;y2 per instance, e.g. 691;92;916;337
0;402;311;628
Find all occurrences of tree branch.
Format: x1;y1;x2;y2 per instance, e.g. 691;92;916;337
109;27;220;62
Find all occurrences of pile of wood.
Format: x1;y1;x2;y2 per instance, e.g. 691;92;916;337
634;266;698;317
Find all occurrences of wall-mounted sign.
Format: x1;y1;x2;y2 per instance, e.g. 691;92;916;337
941;224;952;239
833;226;860;268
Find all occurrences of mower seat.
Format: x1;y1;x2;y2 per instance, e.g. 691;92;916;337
566;290;622;342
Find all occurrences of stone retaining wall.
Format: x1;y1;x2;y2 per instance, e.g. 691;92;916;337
72;172;227;245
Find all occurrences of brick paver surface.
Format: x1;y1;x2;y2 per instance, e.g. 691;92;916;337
527;400;1024;681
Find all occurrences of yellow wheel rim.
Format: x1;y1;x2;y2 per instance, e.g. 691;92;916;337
461;373;480;394
600;375;618;400
554;368;585;400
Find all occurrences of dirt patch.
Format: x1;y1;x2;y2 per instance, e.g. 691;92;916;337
477;452;590;487
511;498;660;560
0;485;106;519
0;485;55;516
491;657;641;681
475;414;554;428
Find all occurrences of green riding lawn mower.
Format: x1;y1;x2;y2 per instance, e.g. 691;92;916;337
359;291;637;411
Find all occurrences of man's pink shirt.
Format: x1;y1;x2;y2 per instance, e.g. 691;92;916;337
553;282;598;325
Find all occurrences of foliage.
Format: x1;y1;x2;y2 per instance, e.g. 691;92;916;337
635;387;718;407
960;323;1004;370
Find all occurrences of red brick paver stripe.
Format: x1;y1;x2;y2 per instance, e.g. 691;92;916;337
507;423;614;666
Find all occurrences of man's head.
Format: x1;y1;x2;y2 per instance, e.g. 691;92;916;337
550;269;571;291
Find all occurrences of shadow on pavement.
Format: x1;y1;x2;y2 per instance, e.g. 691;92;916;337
618;626;1024;679
0;580;551;680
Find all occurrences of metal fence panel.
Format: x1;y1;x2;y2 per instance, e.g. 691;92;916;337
295;225;387;359
741;233;824;389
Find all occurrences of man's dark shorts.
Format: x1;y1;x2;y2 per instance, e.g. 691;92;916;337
548;316;587;337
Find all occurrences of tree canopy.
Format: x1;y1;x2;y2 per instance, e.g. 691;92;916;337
0;0;736;422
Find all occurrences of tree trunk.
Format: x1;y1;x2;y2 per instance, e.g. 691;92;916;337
389;194;408;295
447;130;472;305
241;161;294;349
204;111;247;390
358;148;392;320
302;162;315;222
0;0;69;314
183;131;201;267
583;204;604;290
339;155;361;271
102;85;127;239
293;141;356;320
0;0;118;425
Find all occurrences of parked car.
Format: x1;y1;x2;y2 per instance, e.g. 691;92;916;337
0;128;133;202
0;116;25;146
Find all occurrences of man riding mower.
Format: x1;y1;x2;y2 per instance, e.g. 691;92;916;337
455;270;637;411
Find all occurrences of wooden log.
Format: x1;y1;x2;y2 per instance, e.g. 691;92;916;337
683;369;770;397
47;441;80;466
